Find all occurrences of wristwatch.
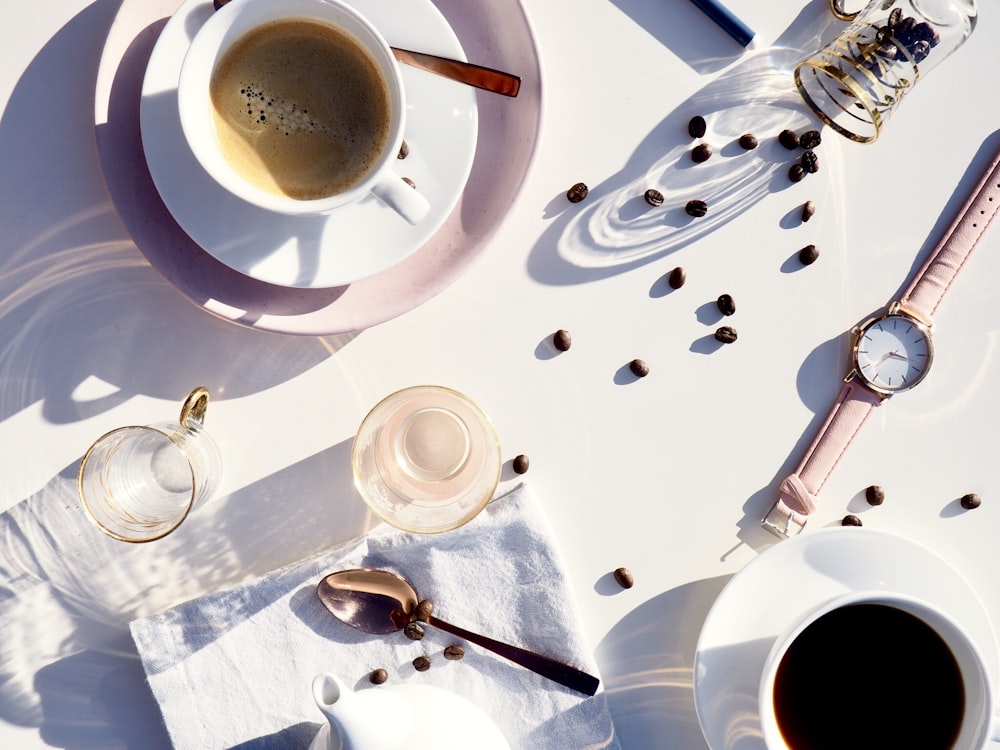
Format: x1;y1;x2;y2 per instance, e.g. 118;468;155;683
763;142;1000;538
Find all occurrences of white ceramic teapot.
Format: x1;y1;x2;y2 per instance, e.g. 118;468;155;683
308;673;511;750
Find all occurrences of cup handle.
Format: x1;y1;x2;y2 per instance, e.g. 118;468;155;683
829;0;858;21
371;173;430;225
179;387;210;428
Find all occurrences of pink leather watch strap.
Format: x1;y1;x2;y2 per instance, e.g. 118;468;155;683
900;144;1000;321
763;381;882;537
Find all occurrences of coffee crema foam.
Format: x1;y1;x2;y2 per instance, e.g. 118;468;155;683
209;19;391;200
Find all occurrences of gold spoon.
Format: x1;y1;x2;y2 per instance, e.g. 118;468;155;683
317;568;600;695
212;0;520;96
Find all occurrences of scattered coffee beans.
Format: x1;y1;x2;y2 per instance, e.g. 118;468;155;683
865;485;886;506
513;454;530;474
714;326;738;344
404;622;425;640
402;177;416;189
799;129;822;149
414;599;434;622
397;140;409;160
960;493;982;510
443;645;465;661
613;567;634;589
412;655;431;672
801;200;816;222
841;514;863;526
553;329;572;351
369;668;389;685
798;244;819;265
688;115;707;138
566;182;589;203
788;164;806;182
779;129;800;150
685;199;708;217
644;188;665;207
801;150;819;174
691;143;713;163
716;293;736;316
667;266;687;289
738;133;758;150
629;358;650;377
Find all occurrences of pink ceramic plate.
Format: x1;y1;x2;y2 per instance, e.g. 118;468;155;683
95;0;541;335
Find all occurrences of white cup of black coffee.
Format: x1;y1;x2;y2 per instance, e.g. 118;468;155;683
177;0;429;223
759;591;999;749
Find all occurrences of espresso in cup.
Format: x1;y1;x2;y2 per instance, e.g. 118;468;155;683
772;602;964;749
210;18;391;201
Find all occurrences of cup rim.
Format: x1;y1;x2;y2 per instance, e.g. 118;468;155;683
758;589;994;750
78;424;197;544
176;0;407;216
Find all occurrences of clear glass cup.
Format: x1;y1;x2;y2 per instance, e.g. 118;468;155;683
78;387;223;543
795;0;977;143
351;385;501;534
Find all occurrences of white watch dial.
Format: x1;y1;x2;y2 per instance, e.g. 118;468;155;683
854;313;933;393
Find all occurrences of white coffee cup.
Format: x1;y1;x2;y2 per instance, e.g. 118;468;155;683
177;0;428;223
759;591;1000;749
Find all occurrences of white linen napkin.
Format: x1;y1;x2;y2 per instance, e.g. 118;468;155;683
130;483;619;749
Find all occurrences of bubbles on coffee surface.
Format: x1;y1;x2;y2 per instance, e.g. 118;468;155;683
238;83;330;137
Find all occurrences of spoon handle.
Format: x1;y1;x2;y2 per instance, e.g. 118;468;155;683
390;48;521;97
427;615;600;695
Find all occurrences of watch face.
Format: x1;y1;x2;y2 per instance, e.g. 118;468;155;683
854;313;933;394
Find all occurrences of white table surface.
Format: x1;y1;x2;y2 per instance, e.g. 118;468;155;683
2;0;999;747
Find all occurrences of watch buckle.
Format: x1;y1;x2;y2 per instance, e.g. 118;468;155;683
761;501;807;539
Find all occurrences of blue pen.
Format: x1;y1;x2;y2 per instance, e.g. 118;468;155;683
688;0;756;48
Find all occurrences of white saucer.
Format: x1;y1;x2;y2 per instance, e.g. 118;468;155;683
693;528;999;750
139;0;477;289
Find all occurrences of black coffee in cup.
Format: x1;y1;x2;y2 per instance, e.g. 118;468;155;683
772;603;964;749
209;19;391;200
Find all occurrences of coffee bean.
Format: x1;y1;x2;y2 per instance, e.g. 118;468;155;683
888;7;903;28
566;182;589;203
841;514;863;526
629;358;650;377
799;130;822;149
688;115;707;138
404;622;425;641
644;188;664;207
865;485;886;506
738;133;758;150
685;199;708;217
397;140;409;160
788;164;806;182
691;143;713;163
716;293;736;316
960;493;982;510
801;150;819;174
667;266;687;289
402;177;416;189
512;454;530;474
801;200;816;222
443;645;465;661
553;329;572;351
778;129;800;150
412;655;431;672
714;326;738;344
414;599;434;622
798;244;819;265
613;567;634;589
369;668;389;685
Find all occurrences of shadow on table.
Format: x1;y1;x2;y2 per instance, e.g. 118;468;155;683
0;435;365;749
0;0;352;430
596;575;732;749
529;1;843;285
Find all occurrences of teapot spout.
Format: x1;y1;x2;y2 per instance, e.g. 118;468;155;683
311;673;349;750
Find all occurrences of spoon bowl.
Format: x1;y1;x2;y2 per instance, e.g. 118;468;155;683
317;568;600;695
